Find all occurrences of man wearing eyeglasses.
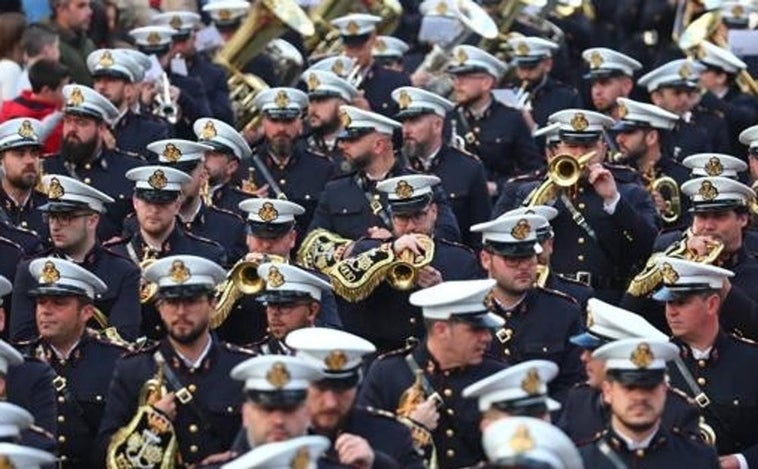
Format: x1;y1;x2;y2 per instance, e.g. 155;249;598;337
9;175;141;342
471;212;583;403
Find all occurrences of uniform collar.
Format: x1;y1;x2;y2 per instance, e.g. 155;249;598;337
464;94;495;120
607;423;663;451
714;244;751;270
134;223;184;256
34;331;94;366
673;330;729;363
162;334;218;374
415;340;471;375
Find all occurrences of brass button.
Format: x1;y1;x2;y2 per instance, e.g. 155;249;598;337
189;445;198;453
119;194;124;199
409;317;416;325
443;388;453;397
697;360;706;368
60;455;68;461
578;255;584;261
504;348;511;357
58;435;66;444
189;424;198;433
446;429;454;437
96;395;103;401
20;221;27;227
578;237;585;244
84;177;91;184
155;325;161;331
57;396;65;404
305;194;311;200
188;384;197;393
635;449;644;458
578;203;586;209
697;377;706;386
446;408;454;416
542;346;548;352
227;406;234;413
84;163;91;170
279;179;286;185
446;449;455;458
57;415;65;423
733;399;740;406
473;127;480;134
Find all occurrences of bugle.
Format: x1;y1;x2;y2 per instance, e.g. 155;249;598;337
523;151;596;207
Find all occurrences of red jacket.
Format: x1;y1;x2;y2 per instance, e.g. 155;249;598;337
0;91;62;155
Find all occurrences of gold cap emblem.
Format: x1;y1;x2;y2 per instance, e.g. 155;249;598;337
148;169;168;190
324;350;348;371
17;119;36;139
435;1;448;15
678;63;691;80
67;87;85;107
218;9;231;21
704;156;723;176
0;455;14;469
733;4;745;18
515;41;530;57
374;39;387;52
266;362;291;389
509;425;535;454
397;90;412;110
617;103;628;119
346;20;360;35
698;180;718;201
456;47;468;65
168;260;191;284
630;342;655;369
99;50;114;68
267;266;285;288
147;31;162;46
589;50;604;69
510;218;531;241
339;109;352;128
660;262;680;285
521;368;542;395
290;446;310;469
40;261;60;284
274;90;290;109
201;120;217;140
170;15;183;30
394;180;414;199
570;112;589;132
47;177;65;200
332;59;345;76
162;143;182;162
586;309;595;329
306;73;320;92
258;202;279;222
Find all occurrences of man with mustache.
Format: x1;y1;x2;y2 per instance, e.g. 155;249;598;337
653;258;758;469
579;338;719;468
471;212;583;403
286;327;423;469
42;85;143;241
97;255;254;467
0;118;48;238
391;86;491;248
359;279;506;469
18;257;128;468
9;175;140;342
248;87;336;236
250;263;332;356
105;166;226;339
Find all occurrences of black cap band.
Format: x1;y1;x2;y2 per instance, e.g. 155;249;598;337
246;389;307;409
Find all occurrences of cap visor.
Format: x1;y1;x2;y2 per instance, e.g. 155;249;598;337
138;44;170;55
337;127;375;141
341;33;371;47
158;285;214;299
395;108;436;120
0;141;42;151
612;120;643;133
558;131;602;143
135;189;180;204
446;64;490;76
93;69;131;82
246;390;307;409
64;108;103;121
389;196;433;215
607;369;665;388
584;69;626;80
569;331;606;349
484;241;540;257
689;201;744;213
263;110;301;121
453;311;504;329
315;372;360;390
652;284;715;302
28;285;88;298
39;201;93;213
247;221;294;239
257;290;314;304
513;58;543;69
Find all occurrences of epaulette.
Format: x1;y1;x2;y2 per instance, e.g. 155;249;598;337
208;205;245;222
695;105;724;119
536;285;579;305
571;381;591;390
377;342;415;360
505;169;544;184
86;328;132;350
362;406;400;421
122;340;160;357
555;272;593;289
578;429;607;447
0;235;24;252
220;341;257;356
102;235;129;248
113;148;146;162
185;230;222;246
667;385;697;405
100;244;136;262
436;237;475;254
730;331;757;346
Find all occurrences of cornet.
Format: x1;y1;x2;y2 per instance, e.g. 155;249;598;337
154;72;179;125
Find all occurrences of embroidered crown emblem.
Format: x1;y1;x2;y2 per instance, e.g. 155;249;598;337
266;362;291;389
324;350;348;371
258;202;279;222
630;342;655;369
40;261;60;284
148;170;168;190
267;266;285;288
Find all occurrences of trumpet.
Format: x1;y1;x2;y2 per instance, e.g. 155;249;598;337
650;175;682;224
154;72;178;125
387;237;436;290
396;370;439;468
523;151;596;207
211;254;286;328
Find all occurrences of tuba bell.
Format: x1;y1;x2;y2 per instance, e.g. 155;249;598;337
523;151;596;207
215;0;315;130
211;254;286;329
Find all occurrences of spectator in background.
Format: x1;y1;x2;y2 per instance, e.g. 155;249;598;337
22;0;51;22
17;24;60;94
0;60;69;154
0;13;27;103
0;0;21;13
49;0;95;86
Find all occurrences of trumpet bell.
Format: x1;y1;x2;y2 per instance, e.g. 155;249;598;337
454;0;498;40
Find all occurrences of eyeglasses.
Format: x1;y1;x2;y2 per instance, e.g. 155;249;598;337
500;256;538;268
42;212;91;226
266;302;311;315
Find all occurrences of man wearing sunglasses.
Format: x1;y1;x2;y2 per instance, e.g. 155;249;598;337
10;175;140;342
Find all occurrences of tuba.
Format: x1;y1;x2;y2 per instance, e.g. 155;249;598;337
650;175;682;224
523;151;596;207
215;0;315;130
396;370;439;468
626;229;724;297
211;254;286;329
107;352;177;469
